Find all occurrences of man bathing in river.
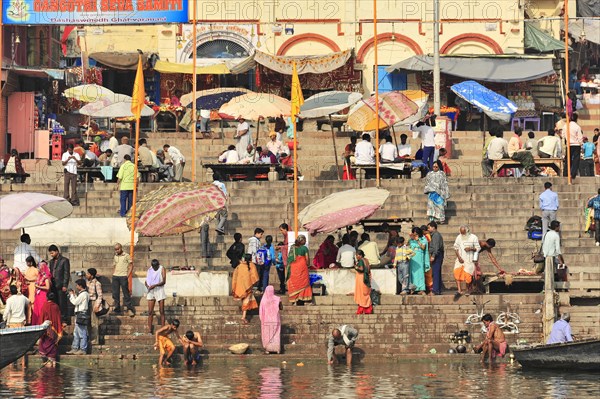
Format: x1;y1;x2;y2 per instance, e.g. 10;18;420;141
327;325;359;366
180;330;204;366
154;319;181;367
474;314;507;362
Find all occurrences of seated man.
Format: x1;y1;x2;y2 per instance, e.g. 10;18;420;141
327;325;359;365
154;319;181;367
180;329;204;366
547;312;573;344
354;134;375;165
358;233;380;267
397;134;412;159
379;136;398;163
155;149;174;182
83;144;99;167
98;149;113;164
266;131;286;159
239;144;256;164
218;145;240;164
508;127;542;176
474;314;507;362
256;147;277;164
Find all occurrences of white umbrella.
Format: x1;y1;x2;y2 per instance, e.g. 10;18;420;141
0;193;73;230
219;93;291;120
63;84;116;103
299;91;363;119
80;100;155;118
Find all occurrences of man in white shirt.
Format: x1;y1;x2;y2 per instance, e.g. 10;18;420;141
3;285;29;327
542;220;567;281
538;129;561;158
235;117;252;158
397;134;412;158
108;132;119;152
266;131;286;158
379;136;398;163
13;234;41;273
218;145;240;164
62;144;81;206
336;235;356;268
115;136;134;167
358;233;380;267
163;144;186;182
200;109;211;134
66;279;90;355
411;120;436;170
485;127;509;176
354;134;375;165
562;113;583;179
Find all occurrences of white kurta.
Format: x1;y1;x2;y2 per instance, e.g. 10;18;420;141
453;233;480;275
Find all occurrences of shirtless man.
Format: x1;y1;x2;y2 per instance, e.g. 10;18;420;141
180;330;204;366
474;314;507;362
154;319;180;367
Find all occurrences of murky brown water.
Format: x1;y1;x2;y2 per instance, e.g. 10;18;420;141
1;359;597;398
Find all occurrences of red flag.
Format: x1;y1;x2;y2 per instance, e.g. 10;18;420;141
61;26;76;56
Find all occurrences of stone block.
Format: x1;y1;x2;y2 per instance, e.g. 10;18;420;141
132;271;230;297
314;268;397;295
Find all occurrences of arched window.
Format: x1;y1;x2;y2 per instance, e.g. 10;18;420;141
192;40;250;59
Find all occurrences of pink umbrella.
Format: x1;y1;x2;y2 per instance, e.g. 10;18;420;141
298;188;390;235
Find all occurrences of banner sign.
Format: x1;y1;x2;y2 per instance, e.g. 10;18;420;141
2;0;189;25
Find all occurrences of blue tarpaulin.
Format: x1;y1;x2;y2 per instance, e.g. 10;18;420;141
450;81;517;123
187;91;247;110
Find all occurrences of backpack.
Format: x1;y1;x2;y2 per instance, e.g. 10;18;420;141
256;245;271;267
525;216;542;232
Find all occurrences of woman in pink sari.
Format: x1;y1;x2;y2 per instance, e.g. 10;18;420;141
32;261;52;325
259;285;282;354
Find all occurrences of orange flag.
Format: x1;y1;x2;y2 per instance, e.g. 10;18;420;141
290;61;304;124
131;53;145;119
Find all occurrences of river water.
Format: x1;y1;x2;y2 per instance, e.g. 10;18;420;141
0;359;597;398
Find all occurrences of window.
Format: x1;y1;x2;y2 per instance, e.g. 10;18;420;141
376;66;407;92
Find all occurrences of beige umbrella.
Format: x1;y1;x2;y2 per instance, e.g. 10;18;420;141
63;84;116;103
219;93;291;120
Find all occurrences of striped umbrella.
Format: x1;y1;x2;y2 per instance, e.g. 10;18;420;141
347;91;419;131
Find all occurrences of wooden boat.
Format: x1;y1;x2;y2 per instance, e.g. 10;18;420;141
512;339;600;371
0;321;50;369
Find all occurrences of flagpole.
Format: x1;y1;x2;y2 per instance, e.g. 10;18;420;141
563;0;571;185
373;0;380;187
191;1;198;182
293;62;299;236
128;50;144;292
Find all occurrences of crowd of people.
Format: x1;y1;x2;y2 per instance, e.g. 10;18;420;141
482;116;599;179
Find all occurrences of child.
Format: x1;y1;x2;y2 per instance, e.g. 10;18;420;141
154;319;181;367
256;235;274;293
248;228;264;265
394;237;415;295
275;242;286;294
438;148;452;176
180;329;203;366
226;233;245;268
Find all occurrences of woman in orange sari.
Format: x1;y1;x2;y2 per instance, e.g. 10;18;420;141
232;254;259;324
286;235;313;305
354;250;373;314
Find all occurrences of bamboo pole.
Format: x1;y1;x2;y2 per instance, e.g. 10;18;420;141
564;0;571;185
293;118;299;235
373;0;380;187
329;114;341;180
128;114;141;292
191;2;198;182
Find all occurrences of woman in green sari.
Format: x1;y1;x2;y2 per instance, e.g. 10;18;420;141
408;226;430;295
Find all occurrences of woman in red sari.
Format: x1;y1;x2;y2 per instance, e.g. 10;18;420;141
286;235;313;305
354;250;373;314
38;292;63;366
232;254;260;324
32;261;52;325
312;235;338;269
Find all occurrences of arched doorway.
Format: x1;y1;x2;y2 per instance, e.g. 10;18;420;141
441;34;503;55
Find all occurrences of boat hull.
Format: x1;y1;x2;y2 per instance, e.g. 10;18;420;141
513;339;600;371
0;322;50;369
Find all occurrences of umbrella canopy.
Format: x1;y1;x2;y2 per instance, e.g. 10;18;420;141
128;183;227;237
187;90;249;110
219;93;291;120
180;88;252;107
299;91;363;119
451;81;517;123
63;84;116;103
298;188;390;235
347;92;419;131
80;100;155;118
0;193;73;230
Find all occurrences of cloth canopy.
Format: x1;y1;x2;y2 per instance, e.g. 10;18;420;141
299;91;363;119
153;60;230;75
386;55;556;82
89;52;150;70
451;81;517;123
567;19;600;45
230;50;353;75
525;22;569;52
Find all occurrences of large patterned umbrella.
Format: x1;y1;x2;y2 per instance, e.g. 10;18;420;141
219;93;291;120
347;92;419;131
187;90;249;111
0;193;73;230
180;87;252;107
127;183;227;237
298;188;390;235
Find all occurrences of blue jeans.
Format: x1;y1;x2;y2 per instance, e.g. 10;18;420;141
422;146;435;171
431;251;444;295
120;190;133;217
396;261;410;293
258;264;271;291
72;322;88;352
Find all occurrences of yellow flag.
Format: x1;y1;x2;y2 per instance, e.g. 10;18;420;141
131;53;145;119
291;61;304;124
